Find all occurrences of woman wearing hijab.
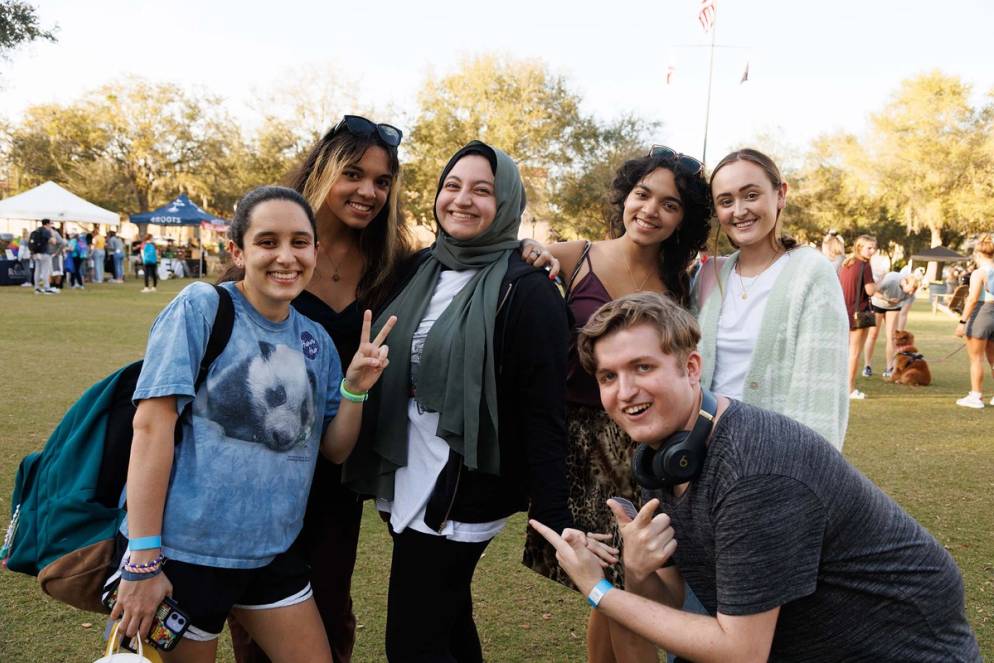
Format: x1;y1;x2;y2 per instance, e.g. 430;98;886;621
345;141;572;663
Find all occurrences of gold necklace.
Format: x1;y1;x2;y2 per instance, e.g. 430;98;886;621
624;255;652;292
735;250;782;300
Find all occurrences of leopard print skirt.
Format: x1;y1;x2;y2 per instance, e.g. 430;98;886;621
522;403;643;591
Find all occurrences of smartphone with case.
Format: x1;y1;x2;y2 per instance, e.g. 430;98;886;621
104;587;190;651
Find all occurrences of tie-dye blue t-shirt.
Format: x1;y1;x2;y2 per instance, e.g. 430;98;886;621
124;281;342;568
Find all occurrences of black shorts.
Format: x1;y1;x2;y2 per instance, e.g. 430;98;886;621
103;535;312;641
870;303;899;314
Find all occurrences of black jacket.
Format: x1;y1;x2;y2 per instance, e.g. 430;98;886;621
362;250;573;534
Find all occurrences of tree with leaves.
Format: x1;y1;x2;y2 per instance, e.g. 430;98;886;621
867;71;988;248
405;55;596;229
0;0;55;61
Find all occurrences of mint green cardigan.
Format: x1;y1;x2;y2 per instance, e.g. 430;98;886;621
692;247;850;450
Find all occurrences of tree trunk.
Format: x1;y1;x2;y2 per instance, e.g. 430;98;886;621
925;224;944;283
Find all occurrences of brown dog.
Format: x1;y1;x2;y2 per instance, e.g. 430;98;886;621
890;330;932;386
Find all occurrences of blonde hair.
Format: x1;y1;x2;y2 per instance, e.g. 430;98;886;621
821;233;845;259
842;234;877;268
577;292;701;374
975;233;994;259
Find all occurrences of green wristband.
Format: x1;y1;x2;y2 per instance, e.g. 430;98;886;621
340;378;368;403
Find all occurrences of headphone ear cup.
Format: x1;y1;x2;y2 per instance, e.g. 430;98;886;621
661;432;703;484
631;443;667;490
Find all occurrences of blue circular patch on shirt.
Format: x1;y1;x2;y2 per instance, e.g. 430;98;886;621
301;331;318;360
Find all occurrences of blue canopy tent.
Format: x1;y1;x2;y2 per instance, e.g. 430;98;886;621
130;193;225;226
130;194;228;277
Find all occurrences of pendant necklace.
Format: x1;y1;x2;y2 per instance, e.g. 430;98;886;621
625;255;653;292
736;250;782;300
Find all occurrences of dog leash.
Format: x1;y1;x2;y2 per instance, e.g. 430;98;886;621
931;343;966;364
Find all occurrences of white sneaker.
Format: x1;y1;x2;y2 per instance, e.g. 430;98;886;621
956;393;984;409
141;287;151;293
849;389;866;400
20;282;33;287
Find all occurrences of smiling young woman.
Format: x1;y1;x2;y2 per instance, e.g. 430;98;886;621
693;148;850;450
227;116;413;663
344;140;573;663
521;146;712;663
107;186;393;663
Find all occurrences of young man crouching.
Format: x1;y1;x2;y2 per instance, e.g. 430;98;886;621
530;292;980;662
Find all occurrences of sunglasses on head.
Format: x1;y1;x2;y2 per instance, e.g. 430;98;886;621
329;115;403;147
648;144;704;175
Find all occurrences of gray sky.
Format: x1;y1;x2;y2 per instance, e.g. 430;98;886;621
3;0;993;163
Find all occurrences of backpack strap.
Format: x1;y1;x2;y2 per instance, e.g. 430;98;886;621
194;284;234;391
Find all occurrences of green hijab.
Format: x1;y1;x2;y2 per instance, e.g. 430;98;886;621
343;141;525;499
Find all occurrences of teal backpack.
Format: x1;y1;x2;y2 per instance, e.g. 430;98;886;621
2;285;233;613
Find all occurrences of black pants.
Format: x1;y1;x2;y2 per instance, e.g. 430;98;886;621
144;262;158;288
386;528;491;663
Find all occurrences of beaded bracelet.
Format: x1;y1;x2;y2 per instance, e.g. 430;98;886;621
121;566;163;582
123;553;165;574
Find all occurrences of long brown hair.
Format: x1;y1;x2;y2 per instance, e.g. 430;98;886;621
285;126;413;311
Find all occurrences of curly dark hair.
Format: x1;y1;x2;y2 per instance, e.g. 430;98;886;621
608;153;712;307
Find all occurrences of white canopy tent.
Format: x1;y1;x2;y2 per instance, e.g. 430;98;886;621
0;181;120;235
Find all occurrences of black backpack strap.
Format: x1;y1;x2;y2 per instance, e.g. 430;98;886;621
194;284;235;391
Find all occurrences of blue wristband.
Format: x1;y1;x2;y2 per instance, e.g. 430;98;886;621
128;535;161;551
587;579;614;608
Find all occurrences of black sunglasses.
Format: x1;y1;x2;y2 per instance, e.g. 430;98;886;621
648;144;704;175
329;115;403;147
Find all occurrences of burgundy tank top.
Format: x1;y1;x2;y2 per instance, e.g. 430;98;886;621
566;243;612;407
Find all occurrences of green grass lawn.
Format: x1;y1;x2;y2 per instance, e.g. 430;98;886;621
0;278;991;662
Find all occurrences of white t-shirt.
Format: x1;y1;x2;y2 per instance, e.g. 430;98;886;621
711;253;790;400
377;268;508;543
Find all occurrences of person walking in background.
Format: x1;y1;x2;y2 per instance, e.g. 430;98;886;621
864;272;920;378
49;223;66;290
838;235;878;400
91;230;106;283
29;218;56;293
140;234;159;292
107;230;125;282
19;228;35;287
67;232;87;289
821;230;845;271
694;149;849;448
521;145;712;663
954;234;994;409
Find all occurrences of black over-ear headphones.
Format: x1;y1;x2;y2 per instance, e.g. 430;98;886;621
630;389;718;490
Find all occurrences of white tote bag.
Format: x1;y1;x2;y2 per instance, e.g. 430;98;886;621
93;622;154;663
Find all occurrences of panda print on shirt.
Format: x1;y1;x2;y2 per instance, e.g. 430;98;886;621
195;340;317;452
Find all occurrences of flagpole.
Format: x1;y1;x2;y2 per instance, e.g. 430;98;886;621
701;19;717;167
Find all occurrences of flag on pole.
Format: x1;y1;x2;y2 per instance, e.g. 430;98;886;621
740;61;750;84
666;64;676;85
698;0;716;32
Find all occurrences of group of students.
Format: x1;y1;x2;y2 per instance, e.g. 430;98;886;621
105;113;979;662
22;220;126;292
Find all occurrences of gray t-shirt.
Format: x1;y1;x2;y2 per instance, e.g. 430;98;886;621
647;401;979;662
870;272;911;309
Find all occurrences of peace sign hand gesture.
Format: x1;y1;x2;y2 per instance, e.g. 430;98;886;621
343;310;397;395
